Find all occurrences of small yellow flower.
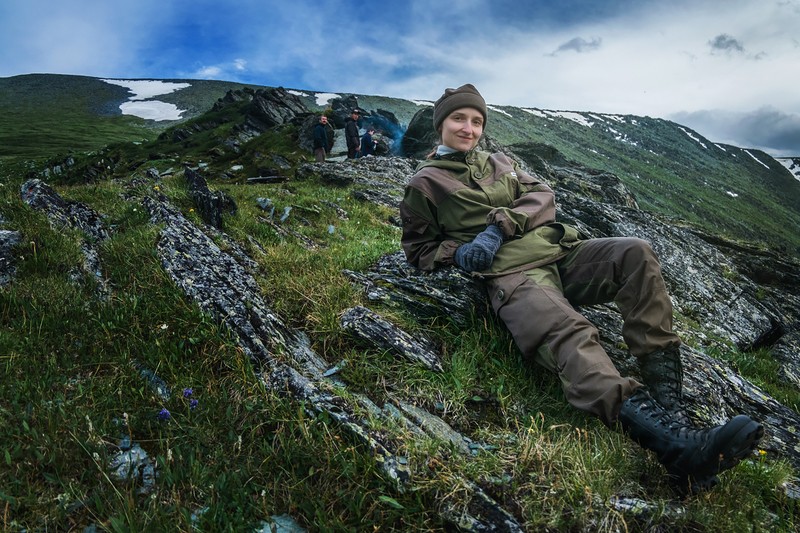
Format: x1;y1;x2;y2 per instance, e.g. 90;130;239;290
759;449;767;457
153;185;160;191
189;208;195;213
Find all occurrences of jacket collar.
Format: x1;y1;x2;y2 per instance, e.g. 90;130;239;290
434;148;480;162
417;149;489;173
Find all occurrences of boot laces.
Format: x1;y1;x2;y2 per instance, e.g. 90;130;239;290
637;393;707;441
642;348;690;417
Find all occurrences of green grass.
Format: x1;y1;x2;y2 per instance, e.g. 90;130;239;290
0;159;438;530
715;347;800;413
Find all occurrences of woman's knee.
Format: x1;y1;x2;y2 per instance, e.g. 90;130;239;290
623;237;656;260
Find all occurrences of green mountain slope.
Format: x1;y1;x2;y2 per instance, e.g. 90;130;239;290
486;108;800;255
0;74;254;158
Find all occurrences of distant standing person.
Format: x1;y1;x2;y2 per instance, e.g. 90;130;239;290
360;127;377;157
345;109;361;159
313;115;331;162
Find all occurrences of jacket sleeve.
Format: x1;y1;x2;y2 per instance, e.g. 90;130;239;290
486;162;557;237
400;187;461;271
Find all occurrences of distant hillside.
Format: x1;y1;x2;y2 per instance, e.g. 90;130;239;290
2;73;799;257
0;74;255;158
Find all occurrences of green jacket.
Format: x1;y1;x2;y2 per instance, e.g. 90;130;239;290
399;150;583;275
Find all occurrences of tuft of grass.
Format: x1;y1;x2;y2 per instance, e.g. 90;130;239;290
714;347;800;412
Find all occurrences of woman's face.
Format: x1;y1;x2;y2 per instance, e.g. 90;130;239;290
440;107;484;152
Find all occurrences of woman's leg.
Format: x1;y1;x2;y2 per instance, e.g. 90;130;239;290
557;238;681;356
488;269;640;425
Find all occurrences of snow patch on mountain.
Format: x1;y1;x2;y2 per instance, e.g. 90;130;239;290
744;149;770;169
312;93;340;106
521;108;550;119
551;111;594;127
488;105;512;118
678;127;707;149
102;79;190;121
777;157;800;182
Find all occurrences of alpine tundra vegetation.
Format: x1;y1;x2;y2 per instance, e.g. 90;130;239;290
1;74;799;531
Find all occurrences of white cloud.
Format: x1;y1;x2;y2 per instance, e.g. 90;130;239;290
195;66;223;79
550;36;603;55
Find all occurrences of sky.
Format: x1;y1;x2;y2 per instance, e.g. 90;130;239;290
2;0;800;157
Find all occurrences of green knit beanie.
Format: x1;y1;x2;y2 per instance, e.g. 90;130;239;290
432;83;488;132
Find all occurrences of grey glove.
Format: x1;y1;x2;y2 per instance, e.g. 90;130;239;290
454;224;504;272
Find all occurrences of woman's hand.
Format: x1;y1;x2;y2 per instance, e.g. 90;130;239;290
454;224;504;272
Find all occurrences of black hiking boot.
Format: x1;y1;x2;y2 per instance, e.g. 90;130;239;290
619;388;764;496
640;345;692;426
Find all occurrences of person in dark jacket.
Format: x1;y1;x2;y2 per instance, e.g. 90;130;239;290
345;109;361;159
313;115;331;162
400;83;763;496
360;127;377;157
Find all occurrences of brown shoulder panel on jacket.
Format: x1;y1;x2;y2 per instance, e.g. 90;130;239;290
409;167;469;206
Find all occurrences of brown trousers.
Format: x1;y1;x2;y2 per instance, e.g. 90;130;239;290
486;237;681;425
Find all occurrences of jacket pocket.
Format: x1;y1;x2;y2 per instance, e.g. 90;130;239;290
487;272;528;314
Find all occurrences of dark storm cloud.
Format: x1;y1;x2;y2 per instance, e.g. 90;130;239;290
708;34;745;53
670;107;800;157
550;36;603;55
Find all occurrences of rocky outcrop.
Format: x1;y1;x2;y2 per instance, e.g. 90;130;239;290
182;86;311;150
401;107;436;158
184;166;237;229
248;87;308;129
295;156;418;212
20;178;111;298
326;94;361;129
340;305;443;372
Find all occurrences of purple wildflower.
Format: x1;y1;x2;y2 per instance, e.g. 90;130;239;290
182;388;193;398
189;399;199;410
157;408;171;420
